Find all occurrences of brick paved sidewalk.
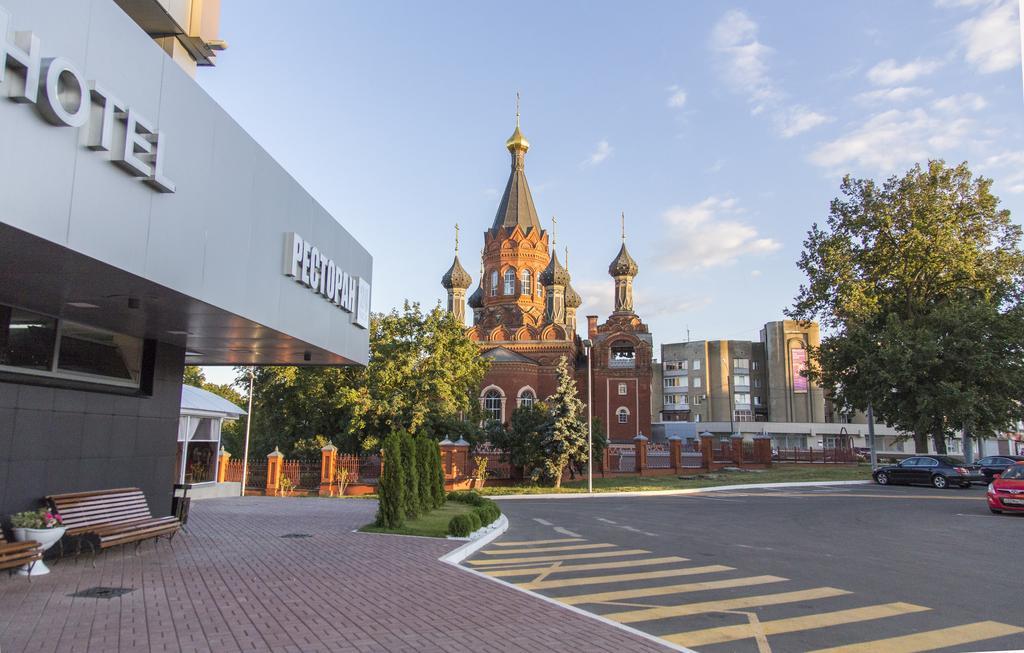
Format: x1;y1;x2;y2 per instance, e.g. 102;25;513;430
0;497;669;652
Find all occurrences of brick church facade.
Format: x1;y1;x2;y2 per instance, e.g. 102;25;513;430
440;113;652;443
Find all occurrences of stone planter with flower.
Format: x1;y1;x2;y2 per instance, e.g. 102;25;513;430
10;508;65;576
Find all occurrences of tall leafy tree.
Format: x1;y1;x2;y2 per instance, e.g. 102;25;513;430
540;356;588;488
789;160;1024;453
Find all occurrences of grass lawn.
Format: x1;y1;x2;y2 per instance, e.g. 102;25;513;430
477;463;874;496
359;501;474;538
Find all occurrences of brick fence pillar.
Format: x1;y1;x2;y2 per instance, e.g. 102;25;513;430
700;432;714;470
320;441;338;496
754;434;772;466
601;440;610;477
452;437;470;481
266;447;283;495
731;434;745;466
668;435;682;472
438;438;454;478
634;433;648;475
216;447;231;483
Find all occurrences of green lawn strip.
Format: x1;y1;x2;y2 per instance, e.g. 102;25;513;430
359;501;474;537
476;464;873;496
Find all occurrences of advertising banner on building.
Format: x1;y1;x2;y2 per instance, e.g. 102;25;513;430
791;348;808;393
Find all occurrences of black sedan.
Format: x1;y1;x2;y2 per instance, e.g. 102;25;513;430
873;456;973;489
975;455;1024;483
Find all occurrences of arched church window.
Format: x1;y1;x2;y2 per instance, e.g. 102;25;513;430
517;389;535;408
490;270;498;297
503;268;516;295
610;340;636;368
616;407;630;424
483;389;503;422
521;269;532;296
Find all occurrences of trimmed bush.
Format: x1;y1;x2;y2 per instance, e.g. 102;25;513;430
447;513;475;537
448;490;485;506
401;433;420;519
375;432;406;529
466;510;482;532
416;437;434;512
472;500;501;527
431;440;446;508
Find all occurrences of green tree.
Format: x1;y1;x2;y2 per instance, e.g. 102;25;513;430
430;440;446;508
416;437;435;511
375;432;405;528
789;160;1024;453
491;405;549;480
183;365;206;386
291;434;331;459
540;356;588;487
400;432;420;518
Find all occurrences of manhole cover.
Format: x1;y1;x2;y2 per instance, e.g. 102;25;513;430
280;533;312;539
70;586;135;599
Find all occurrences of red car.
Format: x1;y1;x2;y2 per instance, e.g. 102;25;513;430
987;462;1024;514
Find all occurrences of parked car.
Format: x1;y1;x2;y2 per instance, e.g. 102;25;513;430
975;455;1024;484
987;462;1024;514
873;456;973;489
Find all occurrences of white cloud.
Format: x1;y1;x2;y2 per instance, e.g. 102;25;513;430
750;270;763;278
777;105;833;138
666;85;688;108
983;151;1024;192
709;9;780;114
582;140;613;167
808;100;985;172
640;296;713;318
932;92;988;112
658;197;781;271
574;279;615;317
854;86;931;104
956;0;1021;73
866;58;944;85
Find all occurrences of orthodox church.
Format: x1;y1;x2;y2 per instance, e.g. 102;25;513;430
441;111;653;443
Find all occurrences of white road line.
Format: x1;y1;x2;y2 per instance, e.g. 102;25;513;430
596;517;618;524
619;525;658;537
533;518;553;526
554;526;582;538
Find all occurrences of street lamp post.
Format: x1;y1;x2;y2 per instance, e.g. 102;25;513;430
867;403;877;471
583;339;594;493
240;366;255;497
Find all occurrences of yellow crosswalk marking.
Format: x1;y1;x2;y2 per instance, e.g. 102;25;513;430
481;543;614;555
558;575;787;605
467;549;649;567
605;587;852;624
666;602;929;647
518;565;733;591
806;620;1024;653
494;538;585;547
483;556;689;578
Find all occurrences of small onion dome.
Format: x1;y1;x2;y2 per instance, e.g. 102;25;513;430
565;283;582;309
506;124;530;152
539;250;571;286
441;255;472;290
468;284;484;309
608;242;639;277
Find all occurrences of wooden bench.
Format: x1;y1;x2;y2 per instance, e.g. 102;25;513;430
46;488;180;561
0;531;42;580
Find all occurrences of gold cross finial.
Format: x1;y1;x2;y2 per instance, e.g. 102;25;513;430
551;215;557;247
565;246;569;271
479;247;484;275
515;91;520;128
621;211;626;243
454;223;460;253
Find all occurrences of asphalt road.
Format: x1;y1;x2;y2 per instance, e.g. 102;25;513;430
466;483;1023;653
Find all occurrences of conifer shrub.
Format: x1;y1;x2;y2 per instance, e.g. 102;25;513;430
416;437;434;512
431;440;446;508
375;432;406;529
401;432;420;519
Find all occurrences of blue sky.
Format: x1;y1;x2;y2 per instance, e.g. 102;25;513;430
197;0;1023;383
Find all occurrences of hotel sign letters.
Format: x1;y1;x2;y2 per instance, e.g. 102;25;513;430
284;232;370;329
0;6;175;192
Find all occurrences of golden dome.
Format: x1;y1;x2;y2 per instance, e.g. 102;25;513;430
506;124;530;152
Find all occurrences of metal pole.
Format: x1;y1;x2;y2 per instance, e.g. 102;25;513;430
587;344;593;494
240;366;255;497
962;421;973;465
867;403;877;471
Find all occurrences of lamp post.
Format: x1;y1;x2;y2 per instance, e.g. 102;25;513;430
867;403;877;471
240;366;255;497
583;338;594;493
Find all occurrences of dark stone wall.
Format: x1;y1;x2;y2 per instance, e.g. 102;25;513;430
0;342;184;518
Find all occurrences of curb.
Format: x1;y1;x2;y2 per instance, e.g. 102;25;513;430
488;479;872;500
440;515;691;653
438;514;508;565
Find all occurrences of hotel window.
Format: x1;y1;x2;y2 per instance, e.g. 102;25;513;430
517;389;535;408
503;268;516;295
734;410;754;422
692;377;701;388
751;361;759;371
693;359;701;370
489;270;498;296
521;269;532;296
753;396;761;406
734;393;751;405
734;374;750;386
733;358;749;369
616;407;629;424
664;394;681;405
664;377;681;388
691;395;702;405
665;360;688;371
483;389;503;422
753;377;762;388
618;383;627;395
0;304;142;388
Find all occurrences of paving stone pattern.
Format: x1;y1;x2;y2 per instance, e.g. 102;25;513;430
0;497;669;653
